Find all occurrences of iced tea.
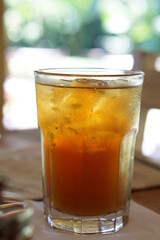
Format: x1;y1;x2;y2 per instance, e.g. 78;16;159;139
35;69;144;234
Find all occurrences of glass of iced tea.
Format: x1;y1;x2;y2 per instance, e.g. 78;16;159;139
34;68;144;235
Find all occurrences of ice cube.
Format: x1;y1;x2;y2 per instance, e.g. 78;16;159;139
107;79;129;88
59;79;72;86
73;78;110;88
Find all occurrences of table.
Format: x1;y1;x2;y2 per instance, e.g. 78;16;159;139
132;187;160;214
0;129;160;215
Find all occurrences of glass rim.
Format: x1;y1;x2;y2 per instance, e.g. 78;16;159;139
34;68;144;78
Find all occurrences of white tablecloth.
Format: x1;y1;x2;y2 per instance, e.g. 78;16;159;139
30;200;160;240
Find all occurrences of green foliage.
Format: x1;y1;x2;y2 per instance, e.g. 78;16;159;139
4;0;160;54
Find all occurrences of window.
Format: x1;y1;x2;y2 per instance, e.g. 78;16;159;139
142;108;160;163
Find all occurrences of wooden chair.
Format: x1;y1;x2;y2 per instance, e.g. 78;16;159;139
135;69;160;167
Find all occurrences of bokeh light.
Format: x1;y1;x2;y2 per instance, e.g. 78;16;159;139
2;0;160;132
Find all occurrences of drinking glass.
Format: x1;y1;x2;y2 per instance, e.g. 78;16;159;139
34;68;144;235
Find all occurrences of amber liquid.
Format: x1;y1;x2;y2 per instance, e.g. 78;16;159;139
36;80;142;216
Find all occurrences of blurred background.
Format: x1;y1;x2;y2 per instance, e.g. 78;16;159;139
0;0;160;164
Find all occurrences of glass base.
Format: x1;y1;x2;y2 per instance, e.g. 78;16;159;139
44;207;128;235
